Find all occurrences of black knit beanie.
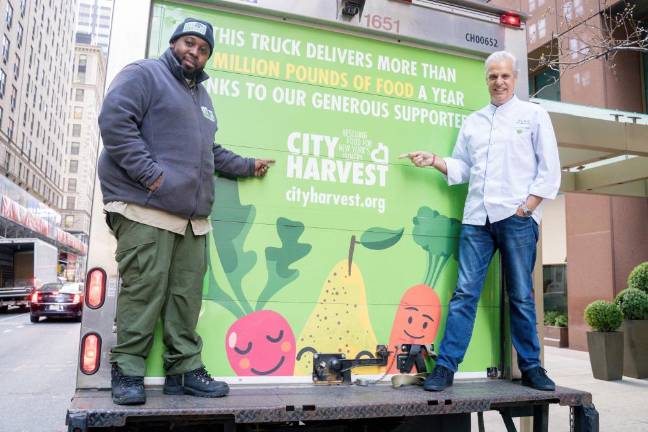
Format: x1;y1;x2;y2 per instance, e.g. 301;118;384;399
169;18;214;56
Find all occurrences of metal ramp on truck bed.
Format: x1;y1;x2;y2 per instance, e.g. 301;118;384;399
66;380;598;432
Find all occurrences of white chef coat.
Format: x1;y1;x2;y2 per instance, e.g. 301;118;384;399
444;95;561;225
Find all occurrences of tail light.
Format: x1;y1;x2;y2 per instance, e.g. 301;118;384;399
500;12;521;28
85;267;107;309
31;292;39;303
80;333;101;374
73;294;81;304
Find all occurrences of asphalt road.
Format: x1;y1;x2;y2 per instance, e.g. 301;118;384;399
0;309;80;432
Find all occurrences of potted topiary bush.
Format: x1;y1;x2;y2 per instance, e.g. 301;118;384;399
543;310;568;348
584;300;624;380
614;288;648;379
627;262;648;293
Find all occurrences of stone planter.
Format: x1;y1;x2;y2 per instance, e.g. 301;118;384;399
622;320;648;379
544;325;568;348
586;331;623;381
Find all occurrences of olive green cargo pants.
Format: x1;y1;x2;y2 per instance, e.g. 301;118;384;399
107;213;206;376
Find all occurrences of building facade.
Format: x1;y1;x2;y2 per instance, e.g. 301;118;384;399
0;0;77;210
77;0;112;55
61;42;105;245
490;0;648;350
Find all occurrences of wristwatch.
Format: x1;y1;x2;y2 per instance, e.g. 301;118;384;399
520;203;533;217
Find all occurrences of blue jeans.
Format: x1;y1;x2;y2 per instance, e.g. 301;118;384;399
436;215;541;373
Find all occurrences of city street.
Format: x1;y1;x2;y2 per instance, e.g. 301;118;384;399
0;2;647;431
0;309;80;432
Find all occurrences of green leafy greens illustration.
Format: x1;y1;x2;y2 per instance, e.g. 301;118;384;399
205;176;311;318
412;207;461;287
256;218;312;311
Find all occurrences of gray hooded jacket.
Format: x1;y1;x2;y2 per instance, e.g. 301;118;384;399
97;48;254;218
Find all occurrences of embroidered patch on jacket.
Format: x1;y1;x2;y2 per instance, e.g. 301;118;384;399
515;119;531;134
201;106;216;122
183;22;207;35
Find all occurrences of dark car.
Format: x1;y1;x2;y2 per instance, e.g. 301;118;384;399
30;282;83;323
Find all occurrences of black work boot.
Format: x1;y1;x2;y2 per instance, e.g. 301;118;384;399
521;367;556;391
111;364;145;405
164;367;229;398
423;365;455;392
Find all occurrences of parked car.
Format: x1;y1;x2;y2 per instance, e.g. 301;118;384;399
30;282;83;323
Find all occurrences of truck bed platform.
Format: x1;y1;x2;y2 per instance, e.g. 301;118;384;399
67;379;598;431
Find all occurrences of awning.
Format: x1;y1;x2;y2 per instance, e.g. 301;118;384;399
533;98;648;198
0;194;87;255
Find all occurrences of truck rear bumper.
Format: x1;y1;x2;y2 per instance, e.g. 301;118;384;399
66;380;598;431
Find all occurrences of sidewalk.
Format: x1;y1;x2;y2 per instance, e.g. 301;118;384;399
475;346;648;431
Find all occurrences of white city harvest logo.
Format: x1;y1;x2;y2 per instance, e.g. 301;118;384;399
183;21;207;35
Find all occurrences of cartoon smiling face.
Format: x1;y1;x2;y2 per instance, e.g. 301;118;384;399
388;284;442;348
225;310;296;376
402;306;435;340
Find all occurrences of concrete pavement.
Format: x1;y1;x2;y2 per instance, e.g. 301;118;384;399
544;345;648;431
475;346;648;431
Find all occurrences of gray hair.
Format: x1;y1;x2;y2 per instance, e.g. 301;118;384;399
485;51;519;76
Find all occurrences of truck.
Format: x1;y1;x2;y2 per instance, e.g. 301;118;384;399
67;0;599;431
0;238;58;312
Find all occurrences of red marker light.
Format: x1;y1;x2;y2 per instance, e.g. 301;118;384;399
80;333;101;374
85;267;106;309
73;294;81;304
500;12;521;28
31;292;39;303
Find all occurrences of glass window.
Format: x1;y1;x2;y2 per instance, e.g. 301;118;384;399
67;178;77;192
543;264;567;314
64;215;74;228
75;88;84;102
72;124;81;137
5;3;13;30
70;142;79;155
537;18;546;39
0;68;5;97
20;0;26;17
69;159;78;173
2;35;10;63
17;23;23;47
66;196;75;209
7;117;14;139
563;1;573;21
76;54;87;82
10;85;15;111
528;23;537;44
73;106;82;119
569;38;580;60
13;53;19;78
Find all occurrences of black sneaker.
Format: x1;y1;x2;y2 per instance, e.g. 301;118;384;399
521;367;556;391
423;365;454;392
163;367;229;398
111;364;145;405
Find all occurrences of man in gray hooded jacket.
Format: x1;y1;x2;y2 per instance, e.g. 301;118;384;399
98;18;274;405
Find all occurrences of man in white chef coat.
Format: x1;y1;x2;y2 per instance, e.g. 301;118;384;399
403;50;561;392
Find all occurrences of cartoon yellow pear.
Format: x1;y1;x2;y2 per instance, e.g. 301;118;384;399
295;229;403;376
